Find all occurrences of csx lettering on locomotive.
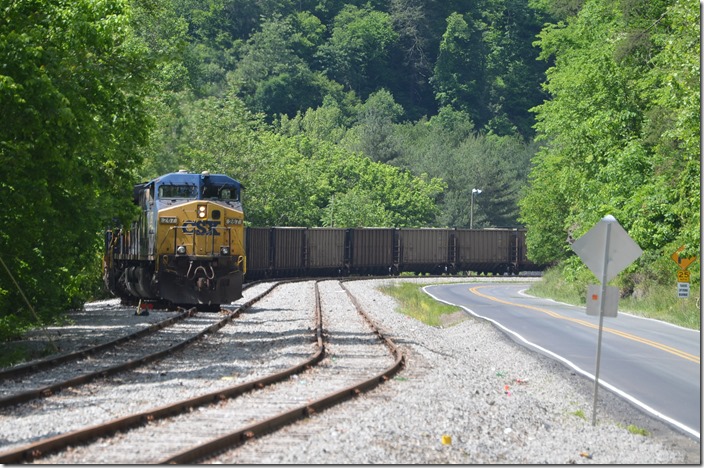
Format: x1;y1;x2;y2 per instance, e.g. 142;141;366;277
182;220;220;235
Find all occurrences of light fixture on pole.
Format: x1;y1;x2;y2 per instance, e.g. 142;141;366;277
470;188;482;229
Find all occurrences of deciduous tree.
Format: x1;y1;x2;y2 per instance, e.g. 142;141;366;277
0;0;152;333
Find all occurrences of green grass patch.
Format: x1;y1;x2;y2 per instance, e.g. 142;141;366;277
379;282;462;327
0;346;32;368
0;342;54;368
570;409;586;420
619;282;700;330
626;424;649;436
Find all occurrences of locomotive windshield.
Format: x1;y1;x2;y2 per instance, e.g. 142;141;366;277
202;184;240;202
159;184;198;199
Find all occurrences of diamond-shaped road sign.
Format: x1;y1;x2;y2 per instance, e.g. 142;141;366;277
571;215;643;282
670;245;698;270
570;215;643;427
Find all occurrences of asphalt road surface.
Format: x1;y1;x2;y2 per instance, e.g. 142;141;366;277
425;282;701;440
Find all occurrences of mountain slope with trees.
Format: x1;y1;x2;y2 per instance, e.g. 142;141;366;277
0;0;699;341
519;0;699;314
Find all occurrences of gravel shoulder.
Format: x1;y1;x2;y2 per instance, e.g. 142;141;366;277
2;277;700;464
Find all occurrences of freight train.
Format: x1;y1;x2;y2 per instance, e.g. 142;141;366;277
244;227;540;280
103;171;246;310
104;171;540;310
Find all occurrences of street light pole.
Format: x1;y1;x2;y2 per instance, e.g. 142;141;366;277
470;188;482;229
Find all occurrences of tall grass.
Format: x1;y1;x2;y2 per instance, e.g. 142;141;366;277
529;265;700;330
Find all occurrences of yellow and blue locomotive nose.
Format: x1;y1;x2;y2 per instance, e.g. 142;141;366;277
156;200;244;305
104;171;245;309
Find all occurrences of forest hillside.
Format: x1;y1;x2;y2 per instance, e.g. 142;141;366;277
0;0;699;335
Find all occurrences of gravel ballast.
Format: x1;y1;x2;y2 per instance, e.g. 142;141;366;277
2;278;700;464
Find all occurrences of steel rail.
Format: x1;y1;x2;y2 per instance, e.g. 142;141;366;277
0;282;260;381
0;280;320;464
0;307;194;380
159;279;404;465
0;283;276;409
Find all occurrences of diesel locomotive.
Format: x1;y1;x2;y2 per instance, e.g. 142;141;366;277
103;171;246;309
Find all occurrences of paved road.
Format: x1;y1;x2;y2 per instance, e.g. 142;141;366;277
425;282;701;439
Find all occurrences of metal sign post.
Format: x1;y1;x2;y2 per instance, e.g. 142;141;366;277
571;215;643;426
591;220;611;427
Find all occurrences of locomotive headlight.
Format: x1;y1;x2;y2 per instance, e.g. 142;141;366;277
176;245;187;255
197;205;207;219
220;246;230;256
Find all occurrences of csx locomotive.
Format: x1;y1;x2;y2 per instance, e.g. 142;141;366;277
104;171;246;309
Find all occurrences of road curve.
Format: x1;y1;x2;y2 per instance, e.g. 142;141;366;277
424;282;700;440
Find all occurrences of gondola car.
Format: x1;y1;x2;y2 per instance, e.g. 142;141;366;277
104;171;246;309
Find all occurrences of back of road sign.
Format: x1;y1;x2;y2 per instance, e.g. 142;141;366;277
571;215;643;282
586;285;618;317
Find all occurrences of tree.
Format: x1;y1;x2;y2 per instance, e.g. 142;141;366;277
341;89;405;163
0;0;153;334
431;12;487;126
322;188;392;227
386;0;435;119
230;14;338;118
520;0;700;270
276;93;358;144
317;4;398;97
165;91;444;228
481;0;550;138
392;106;534;228
455;134;535;227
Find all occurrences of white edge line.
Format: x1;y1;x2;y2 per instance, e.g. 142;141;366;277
422;285;701;440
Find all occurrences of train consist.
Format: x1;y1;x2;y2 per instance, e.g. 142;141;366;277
103;170;540;309
103;171;246;309
244;227;540;280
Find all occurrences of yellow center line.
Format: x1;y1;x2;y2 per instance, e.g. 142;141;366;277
470;286;700;365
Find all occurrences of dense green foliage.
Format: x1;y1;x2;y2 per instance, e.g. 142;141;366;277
0;0;152;338
140;0;546;230
169;92;445;226
0;0;698;339
519;0;699;308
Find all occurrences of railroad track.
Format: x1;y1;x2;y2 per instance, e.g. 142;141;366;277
0;282;281;409
0;306;205;407
199;279;405;465
0;282;282;454
0;280;403;464
0;306;195;382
